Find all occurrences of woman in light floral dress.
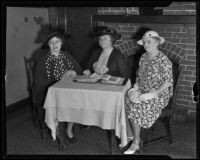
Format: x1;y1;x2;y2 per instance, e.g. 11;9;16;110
124;31;173;154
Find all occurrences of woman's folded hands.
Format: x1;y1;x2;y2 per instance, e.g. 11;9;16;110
138;90;158;102
128;85;158;103
128;84;141;103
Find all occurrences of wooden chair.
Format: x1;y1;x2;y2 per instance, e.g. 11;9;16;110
24;57;51;143
140;61;180;153
24;57;37;126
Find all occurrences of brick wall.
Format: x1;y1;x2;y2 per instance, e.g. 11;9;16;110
97;2;197;116
98;2;196;15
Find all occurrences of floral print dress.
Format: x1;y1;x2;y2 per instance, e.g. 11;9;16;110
34;50;82;107
45;51;75;81
125;51;173;128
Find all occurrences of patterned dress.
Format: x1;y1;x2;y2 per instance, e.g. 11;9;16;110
125;51;173;128
45;51;75;81
34;50;82;107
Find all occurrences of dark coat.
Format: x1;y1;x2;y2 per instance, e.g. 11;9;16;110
87;48;130;79
33;50;82;106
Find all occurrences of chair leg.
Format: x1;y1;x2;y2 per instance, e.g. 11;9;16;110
38;106;49;142
151;124;155;132
139;139;144;153
140;128;144;153
32;103;39;128
107;130;116;155
164;116;173;144
56;122;66;151
39;120;44;140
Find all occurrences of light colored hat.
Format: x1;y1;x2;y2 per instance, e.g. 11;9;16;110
137;31;165;46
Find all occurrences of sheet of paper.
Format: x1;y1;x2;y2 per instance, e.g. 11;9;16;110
74;75;98;83
89;73;102;80
101;76;124;85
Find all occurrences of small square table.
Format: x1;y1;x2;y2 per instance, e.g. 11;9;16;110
44;77;131;154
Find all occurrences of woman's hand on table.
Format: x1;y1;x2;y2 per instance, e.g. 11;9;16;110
62;70;77;79
83;69;91;76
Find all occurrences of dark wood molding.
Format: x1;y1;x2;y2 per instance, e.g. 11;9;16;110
93;15;196;24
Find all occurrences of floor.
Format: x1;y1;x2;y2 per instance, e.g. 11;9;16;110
5;103;197;158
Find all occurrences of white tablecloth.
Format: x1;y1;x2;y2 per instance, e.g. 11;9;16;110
44;77;131;147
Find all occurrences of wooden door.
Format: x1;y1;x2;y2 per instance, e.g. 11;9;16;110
62;7;97;69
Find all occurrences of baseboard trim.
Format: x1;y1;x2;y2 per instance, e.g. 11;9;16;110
6;98;30;115
187;110;196;121
173;107;196;123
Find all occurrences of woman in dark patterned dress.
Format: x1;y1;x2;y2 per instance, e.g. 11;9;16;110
124;31;173;154
33;31;82;142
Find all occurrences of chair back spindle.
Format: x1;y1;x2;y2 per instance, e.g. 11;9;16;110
24;57;36;100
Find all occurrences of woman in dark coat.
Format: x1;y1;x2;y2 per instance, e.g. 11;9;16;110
83;27;129;79
79;27;130;130
33;31;82;142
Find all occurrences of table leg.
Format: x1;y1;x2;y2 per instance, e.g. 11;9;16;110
107;130;117;155
57;122;65;151
111;130;117;154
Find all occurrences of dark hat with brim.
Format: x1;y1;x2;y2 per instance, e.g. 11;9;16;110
41;30;71;49
89;26;109;38
90;26;121;41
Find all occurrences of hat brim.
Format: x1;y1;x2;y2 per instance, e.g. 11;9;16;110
41;32;71;49
137;37;165;46
95;33;121;40
88;26;109;38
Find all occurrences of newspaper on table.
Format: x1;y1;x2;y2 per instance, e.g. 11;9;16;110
73;73;124;85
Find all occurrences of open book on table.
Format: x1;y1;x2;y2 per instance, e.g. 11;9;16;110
73;73;124;85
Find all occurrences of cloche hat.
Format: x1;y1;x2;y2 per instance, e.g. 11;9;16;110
91;26;121;41
89;26;109;38
41;29;71;49
137;30;165;46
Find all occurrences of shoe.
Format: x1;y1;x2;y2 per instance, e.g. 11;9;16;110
41;128;51;142
80;125;91;130
119;136;134;148
39;121;50;142
66;127;76;143
66;135;76;143
124;139;140;154
57;137;64;151
57;136;69;151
